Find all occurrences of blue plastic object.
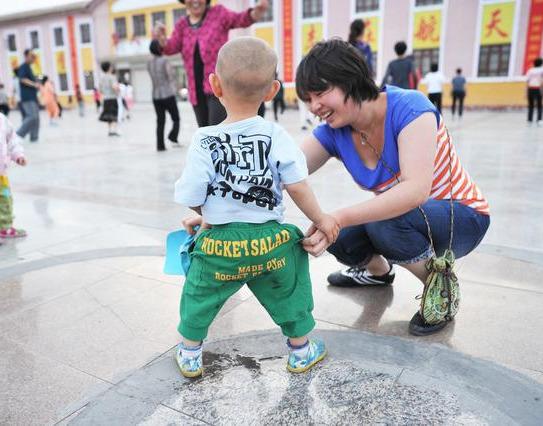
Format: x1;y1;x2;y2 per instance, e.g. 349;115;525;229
163;229;198;276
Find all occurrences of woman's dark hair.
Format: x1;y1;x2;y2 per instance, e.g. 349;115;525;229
430;63;438;72
296;38;379;104
534;57;543;67
149;39;163;56
348;19;365;45
394;41;407;56
101;61;111;72
456;68;462;74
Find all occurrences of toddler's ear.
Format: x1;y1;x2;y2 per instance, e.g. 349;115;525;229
209;73;223;98
263;80;280;102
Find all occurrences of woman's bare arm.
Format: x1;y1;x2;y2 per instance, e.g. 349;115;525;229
300;134;331;175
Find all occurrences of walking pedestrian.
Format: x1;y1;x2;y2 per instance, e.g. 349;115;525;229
381;41;418;89
421;63;446;113
148;39;181;151
348;19;374;77
526;57;543;126
16;49;41;143
451;68;466;119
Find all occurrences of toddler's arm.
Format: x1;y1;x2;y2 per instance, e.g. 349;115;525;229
285;180;339;244
5;117;25;166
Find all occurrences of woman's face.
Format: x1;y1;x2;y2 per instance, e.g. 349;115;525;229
185;0;207;18
305;86;357;128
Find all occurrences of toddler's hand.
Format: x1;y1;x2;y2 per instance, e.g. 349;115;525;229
314;213;340;244
15;157;27;166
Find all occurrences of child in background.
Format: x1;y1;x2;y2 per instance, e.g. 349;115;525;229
40;76;60;125
174;37;339;378
0;113;27;239
98;62;120;136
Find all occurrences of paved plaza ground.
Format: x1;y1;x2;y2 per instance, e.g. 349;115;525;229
0;102;542;425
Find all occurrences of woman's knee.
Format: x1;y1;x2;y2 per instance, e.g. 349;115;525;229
327;226;373;266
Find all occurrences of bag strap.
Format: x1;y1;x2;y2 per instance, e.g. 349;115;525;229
359;123;455;254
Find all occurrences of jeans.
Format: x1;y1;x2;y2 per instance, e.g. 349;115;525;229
17;100;40;141
328;199;490;266
451;90;465;116
153;96;180;150
527;88;542;122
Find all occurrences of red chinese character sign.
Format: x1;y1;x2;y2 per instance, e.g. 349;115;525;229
413;10;442;49
480;1;515;46
523;0;543;73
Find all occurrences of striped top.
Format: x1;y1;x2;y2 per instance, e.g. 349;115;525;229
313;86;489;215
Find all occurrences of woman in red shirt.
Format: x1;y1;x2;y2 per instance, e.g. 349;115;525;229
155;0;269;127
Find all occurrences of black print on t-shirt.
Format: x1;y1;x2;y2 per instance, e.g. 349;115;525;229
202;132;277;210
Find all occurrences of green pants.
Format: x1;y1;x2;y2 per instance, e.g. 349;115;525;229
179;221;315;341
0;175;13;229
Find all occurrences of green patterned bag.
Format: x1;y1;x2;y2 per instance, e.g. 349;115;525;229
419;249;460;324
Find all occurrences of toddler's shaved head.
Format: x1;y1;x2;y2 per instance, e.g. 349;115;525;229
216;36;277;103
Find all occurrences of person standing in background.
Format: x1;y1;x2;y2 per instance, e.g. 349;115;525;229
348;19;374;77
273;74;286;122
93;87;101;113
16;49;41;142
98;62;120;137
421;63;446;113
11;68;23;119
148;39;181;151
0;84;9;116
154;0;269;127
381;41;418;89
40;76;60;125
526;57;543;127
75;84;85;117
451;68;466;120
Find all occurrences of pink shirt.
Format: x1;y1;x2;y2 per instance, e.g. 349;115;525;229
163;5;254;106
0;114;24;176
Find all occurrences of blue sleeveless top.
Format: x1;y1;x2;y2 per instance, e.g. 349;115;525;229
313;86;440;193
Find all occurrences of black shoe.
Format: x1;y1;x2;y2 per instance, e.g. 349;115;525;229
408;312;449;336
157;147;166;152
327;264;395;287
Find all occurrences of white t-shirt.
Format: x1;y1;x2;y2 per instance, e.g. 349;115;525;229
422;71;446;94
526;66;543;88
175;116;308;225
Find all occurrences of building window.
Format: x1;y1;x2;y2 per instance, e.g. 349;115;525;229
80;23;91;43
173;8;186;23
152;11;166;26
114;17;127;39
413;48;439;76
415;0;442;5
58;74;69;91
53;27;64;47
133;14;146;37
355;0;379;13
84;71;94;90
7;34;16;52
30;31;39;49
302;0;323;18
478;44;510;77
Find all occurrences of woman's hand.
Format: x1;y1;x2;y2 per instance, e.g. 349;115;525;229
302;225;333;257
251;0;269;21
153;22;167;45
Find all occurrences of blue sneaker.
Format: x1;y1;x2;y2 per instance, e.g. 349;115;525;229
175;343;203;378
287;338;327;373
